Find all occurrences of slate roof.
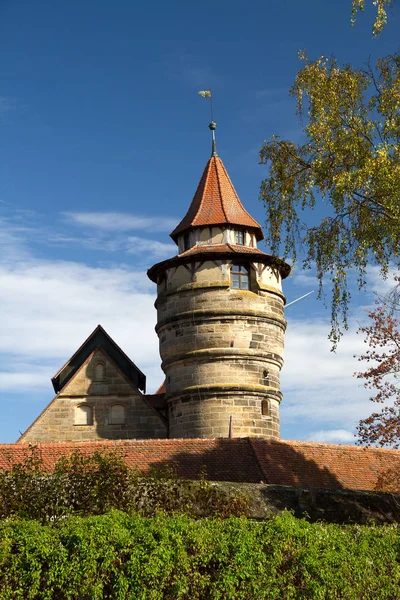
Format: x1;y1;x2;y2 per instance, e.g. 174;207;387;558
51;325;146;394
170;156;264;242
5;438;400;491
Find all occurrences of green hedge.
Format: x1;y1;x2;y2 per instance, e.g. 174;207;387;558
0;510;399;599
0;447;249;521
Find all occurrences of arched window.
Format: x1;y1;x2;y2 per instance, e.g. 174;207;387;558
94;362;105;381
231;264;249;290
75;404;93;426
109;404;125;425
261;400;270;417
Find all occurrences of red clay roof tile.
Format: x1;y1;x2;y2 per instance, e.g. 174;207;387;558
170;156;264;242
177;243;267;257
4;438;400;491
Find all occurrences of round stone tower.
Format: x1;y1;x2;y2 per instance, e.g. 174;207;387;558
148;124;290;439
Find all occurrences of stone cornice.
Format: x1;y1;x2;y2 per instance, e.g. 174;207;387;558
166;383;283;402
161;348;285;369
156;309;287;332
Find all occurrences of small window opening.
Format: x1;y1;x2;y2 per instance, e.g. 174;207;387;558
109;404;125;425
235;230;244;245
261;400;270;417
184;232;191;251
94;362;105;381
231;264;249;290
263;370;269;386
75;404;93;426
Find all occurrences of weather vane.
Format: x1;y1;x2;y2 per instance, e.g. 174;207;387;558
198;89;214;121
198;90;217;157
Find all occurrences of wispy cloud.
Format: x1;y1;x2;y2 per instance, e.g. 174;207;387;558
0;209;166;402
0;97;18;118
126;236;175;257
64;211;178;232
0;208;177;262
48;232;176;258
280;316;373;441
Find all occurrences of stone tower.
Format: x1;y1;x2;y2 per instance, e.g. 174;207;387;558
148;124;290;439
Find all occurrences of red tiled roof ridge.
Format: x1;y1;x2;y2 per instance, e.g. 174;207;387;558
3;438;400;490
253;438;400;454
10;437;400;454
214;156;229;223
170;156;264;241
178;243;268;257
154;380;166;395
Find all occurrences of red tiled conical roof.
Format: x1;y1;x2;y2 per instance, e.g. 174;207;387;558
170;156;264;242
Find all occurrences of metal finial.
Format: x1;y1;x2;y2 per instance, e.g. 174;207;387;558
209;121;218;157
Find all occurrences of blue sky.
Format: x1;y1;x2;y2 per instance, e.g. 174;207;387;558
0;0;398;443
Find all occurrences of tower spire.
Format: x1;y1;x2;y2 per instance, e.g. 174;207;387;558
198;90;217;157
209;121;218;157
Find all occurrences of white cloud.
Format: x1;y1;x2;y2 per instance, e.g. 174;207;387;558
306;429;355;444
0;213;164;395
46;232;175;259
280;315;374;439
126;236;175;257
365;265;399;297
64;211;178;232
0;259;158;361
0;367;57;392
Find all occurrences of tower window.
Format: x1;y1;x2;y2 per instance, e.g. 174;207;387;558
231;264;249;290
261;400;270;417
263;370;269;386
235;230;244;245
109;404;126;425
75;404;93;426
184;232;191;251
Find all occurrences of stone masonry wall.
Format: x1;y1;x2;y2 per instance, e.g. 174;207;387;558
168;391;280;438
156;267;286;439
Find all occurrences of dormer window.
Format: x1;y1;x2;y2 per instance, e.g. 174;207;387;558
235;230;244;245
184;232;191;251
231;264;249;290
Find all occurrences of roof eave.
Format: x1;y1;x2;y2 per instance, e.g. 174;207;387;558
147;248;291;283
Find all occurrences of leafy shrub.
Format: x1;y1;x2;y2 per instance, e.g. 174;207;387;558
0;510;399;599
0;446;249;522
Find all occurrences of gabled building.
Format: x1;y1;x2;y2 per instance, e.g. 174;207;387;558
19;325;167;442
